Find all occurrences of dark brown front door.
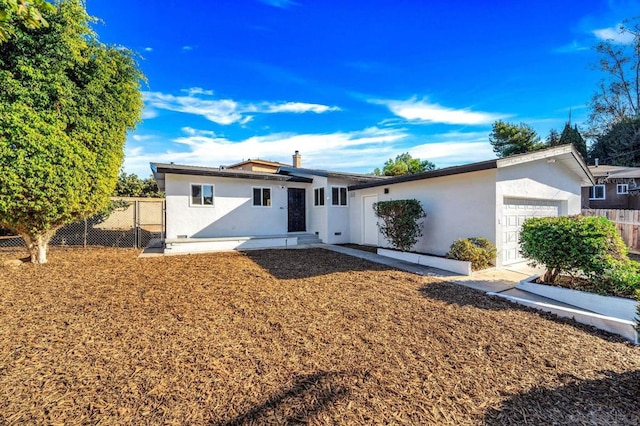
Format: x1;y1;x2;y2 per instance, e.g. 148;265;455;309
287;188;306;232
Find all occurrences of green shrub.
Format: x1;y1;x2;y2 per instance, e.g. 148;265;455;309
520;215;628;285
373;199;426;252
602;260;640;297
446;237;497;270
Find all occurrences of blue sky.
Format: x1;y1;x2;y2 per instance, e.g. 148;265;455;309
87;0;640;176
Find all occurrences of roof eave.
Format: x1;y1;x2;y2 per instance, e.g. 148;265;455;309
349;160;499;190
151;163;313;183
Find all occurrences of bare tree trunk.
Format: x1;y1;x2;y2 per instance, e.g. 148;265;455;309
20;230;55;264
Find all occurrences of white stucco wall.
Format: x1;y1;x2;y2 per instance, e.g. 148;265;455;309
350;169;497;256
308;176;328;242
496;159;582;215
326;177;352;244
165;174;307;238
495;158;584;266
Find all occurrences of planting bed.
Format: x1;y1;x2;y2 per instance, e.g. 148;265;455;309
0;247;639;424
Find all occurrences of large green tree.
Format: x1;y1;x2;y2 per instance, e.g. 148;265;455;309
0;0;54;42
558;123;588;159
0;0;144;263
373;152;436;176
588;16;640;135
589;116;640;166
489;120;544;158
115;172;164;198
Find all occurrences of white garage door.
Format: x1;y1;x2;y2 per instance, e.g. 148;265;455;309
502;198;559;265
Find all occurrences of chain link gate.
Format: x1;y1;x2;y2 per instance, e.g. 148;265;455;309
0;198;165;253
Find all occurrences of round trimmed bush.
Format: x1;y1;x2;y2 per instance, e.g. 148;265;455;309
446;237;497;271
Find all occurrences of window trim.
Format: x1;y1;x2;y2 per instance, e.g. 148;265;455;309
589;184;606;200
190;183;215;207
252;186;272;207
617;183;629;195
331;186;348;207
313;187;325;207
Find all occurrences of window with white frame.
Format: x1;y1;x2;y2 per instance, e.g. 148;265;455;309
617;184;629;194
331;186;348;206
314;187;325;206
191;184;214;206
252;187;271;207
589;185;605;200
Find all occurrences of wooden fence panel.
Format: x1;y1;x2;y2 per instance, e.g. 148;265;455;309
582;209;640;253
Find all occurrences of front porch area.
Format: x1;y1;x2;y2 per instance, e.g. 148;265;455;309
163;233;322;254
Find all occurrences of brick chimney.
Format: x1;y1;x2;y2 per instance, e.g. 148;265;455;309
292;150;302;168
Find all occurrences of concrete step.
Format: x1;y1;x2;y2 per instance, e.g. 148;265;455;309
296;233;323;244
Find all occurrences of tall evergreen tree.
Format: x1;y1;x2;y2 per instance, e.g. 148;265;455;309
558;123;588;160
589;116;640;166
546;129;561;147
489;120;544;158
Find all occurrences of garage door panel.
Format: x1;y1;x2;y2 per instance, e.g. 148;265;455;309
502;198;559;265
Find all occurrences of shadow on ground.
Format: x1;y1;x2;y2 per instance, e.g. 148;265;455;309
419;281;630;343
484;370;640;425
243;248;394;279
220;371;351;425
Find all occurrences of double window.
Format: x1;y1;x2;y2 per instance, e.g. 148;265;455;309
589;185;605;200
253;187;271;207
191;184;214;206
331;186;348;206
314;187;325;206
617;184;629;194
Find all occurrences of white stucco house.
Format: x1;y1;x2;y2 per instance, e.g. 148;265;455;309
151;144;593;267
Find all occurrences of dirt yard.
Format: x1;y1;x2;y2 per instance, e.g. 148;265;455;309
0;247;638;425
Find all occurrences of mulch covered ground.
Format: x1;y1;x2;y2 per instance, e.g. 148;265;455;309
0;247;639;425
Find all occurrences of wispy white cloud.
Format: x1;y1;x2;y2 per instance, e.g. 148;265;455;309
143;91;242;125
411;141;495;167
141;108;158;120
182;45;194;51
123;126;407;175
261;102;341;114
182;87;215;96
372;97;506;125
181;127;216;137
143;47;153;52
123;125;501;177
593;24;636;44
258;0;297;9
142;90;341;125
553;40;590;53
132;134;154;142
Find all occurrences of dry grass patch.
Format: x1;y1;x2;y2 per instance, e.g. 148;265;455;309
0;247;638;425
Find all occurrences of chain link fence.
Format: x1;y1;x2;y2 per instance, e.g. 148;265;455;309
0;198;164;253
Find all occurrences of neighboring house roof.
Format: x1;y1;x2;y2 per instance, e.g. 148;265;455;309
588;164;640;193
150;162;313;191
277;166;389;184
350;144;594;190
226;158;290;169
588;165;640;180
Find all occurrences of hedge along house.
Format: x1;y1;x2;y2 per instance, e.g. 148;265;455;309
151;152;387;253
349;144;593;267
152;145;593;265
